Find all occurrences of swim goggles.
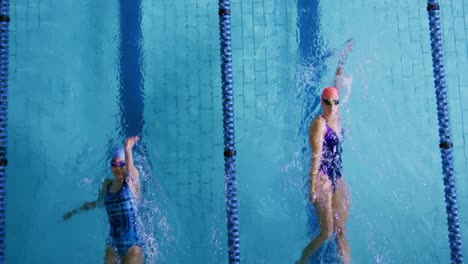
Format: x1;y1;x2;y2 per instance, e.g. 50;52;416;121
323;99;339;106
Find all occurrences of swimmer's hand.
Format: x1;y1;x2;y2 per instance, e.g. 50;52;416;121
125;136;140;150
310;171;318;203
344;38;355;52
338;38;355;67
63;201;97;221
63;210;77;221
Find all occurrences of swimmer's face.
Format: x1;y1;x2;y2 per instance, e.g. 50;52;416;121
322;97;339;115
111;158;127;178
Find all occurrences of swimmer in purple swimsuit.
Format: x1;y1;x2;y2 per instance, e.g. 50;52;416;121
297;42;353;264
64;136;144;264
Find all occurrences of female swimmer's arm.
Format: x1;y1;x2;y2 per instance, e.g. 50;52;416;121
334;65;347;119
309;117;326;202
124;136;141;198
124;136;139;179
63;179;111;221
333;65;344;93
334;38;354;95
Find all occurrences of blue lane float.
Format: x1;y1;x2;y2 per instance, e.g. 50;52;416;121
426;1;464;263
217;1;241;263
0;0;9;262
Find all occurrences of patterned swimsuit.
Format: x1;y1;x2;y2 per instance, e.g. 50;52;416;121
319;115;343;191
104;179;141;257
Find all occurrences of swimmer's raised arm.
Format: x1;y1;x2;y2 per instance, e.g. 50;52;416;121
63;178;111;221
124;136;141;199
333;66;344;93
124;136;139;179
333;38;355;94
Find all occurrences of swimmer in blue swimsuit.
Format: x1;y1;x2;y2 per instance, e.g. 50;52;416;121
297;39;354;264
64;136;144;264
320;113;343;192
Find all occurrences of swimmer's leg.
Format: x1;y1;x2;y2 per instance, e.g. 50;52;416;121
297;180;334;264
123;246;144;264
105;246;120;264
332;178;351;264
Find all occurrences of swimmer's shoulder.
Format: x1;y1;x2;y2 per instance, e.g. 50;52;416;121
310;115;327;134
103;178;112;185
98;178;113;202
101;178;112;190
312;115;326;127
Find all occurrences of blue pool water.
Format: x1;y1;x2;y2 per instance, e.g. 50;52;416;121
6;0;468;263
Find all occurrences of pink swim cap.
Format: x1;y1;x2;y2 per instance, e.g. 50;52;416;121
321;86;339;99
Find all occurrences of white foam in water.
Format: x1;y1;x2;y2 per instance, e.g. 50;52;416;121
134;143;195;263
131;149;175;263
338;75;353;142
282;150;307;194
337;75;353;108
81;177;93;185
138;201;160;261
209;222;223;261
294;64;320;94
